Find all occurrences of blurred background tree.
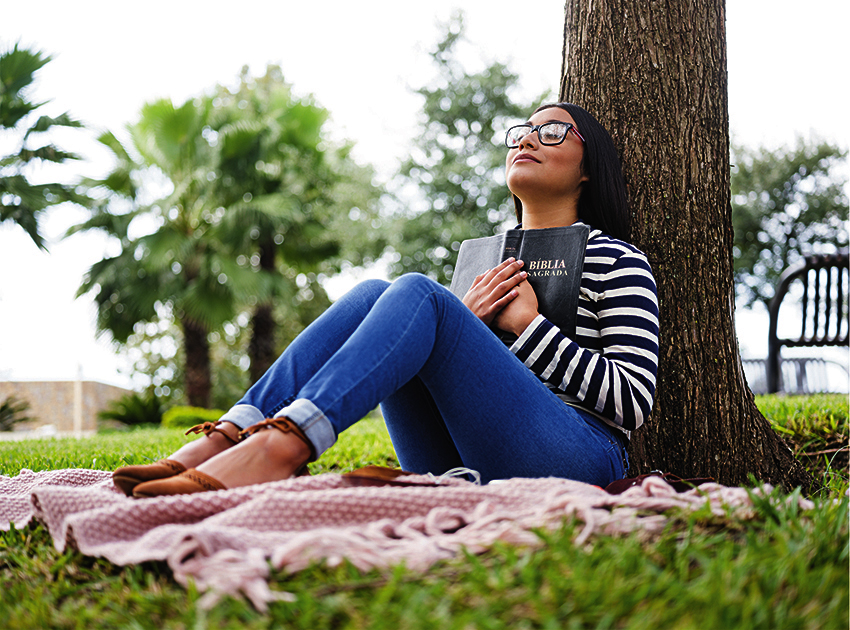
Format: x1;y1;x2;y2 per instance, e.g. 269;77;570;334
209;65;384;382
71;97;247;409
388;12;540;284
731;138;848;307
0;42;84;249
71;67;383;408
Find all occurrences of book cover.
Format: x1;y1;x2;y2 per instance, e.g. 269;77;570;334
449;223;590;342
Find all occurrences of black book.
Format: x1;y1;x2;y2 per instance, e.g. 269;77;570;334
449;223;590;342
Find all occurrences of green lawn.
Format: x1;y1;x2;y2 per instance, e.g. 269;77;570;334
0;402;847;629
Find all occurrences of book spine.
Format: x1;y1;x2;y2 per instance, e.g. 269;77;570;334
501;231;523;262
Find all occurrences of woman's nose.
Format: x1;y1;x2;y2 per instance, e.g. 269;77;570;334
517;128;537;149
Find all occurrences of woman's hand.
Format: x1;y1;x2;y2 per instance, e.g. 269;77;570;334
493;276;539;336
462;258;537;333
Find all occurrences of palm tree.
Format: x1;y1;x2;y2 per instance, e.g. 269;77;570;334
73;98;265;407
73;70;384;406
209;66;384;382
0;42;83;248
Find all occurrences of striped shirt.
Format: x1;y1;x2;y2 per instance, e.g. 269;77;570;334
510;226;659;432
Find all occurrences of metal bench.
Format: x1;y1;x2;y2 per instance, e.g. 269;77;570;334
764;251;849;393
743;357;848;395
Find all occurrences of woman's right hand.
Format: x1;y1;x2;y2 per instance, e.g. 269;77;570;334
462;258;528;326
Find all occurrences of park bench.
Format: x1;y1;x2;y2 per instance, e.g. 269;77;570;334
746;251;849;394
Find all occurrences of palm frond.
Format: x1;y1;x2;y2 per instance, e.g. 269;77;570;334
178;272;237;331
96;130;136;165
0;43;50;94
25;113;82;134
65;205;138;240
0;200;44;247
15;144;80;165
217;118;264;158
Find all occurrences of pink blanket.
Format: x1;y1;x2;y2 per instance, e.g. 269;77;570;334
0;468;810;610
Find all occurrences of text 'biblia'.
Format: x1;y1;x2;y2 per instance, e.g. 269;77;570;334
527;259;567;271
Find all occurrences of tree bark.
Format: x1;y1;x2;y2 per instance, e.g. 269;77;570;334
182;317;212;409
560;0;811;491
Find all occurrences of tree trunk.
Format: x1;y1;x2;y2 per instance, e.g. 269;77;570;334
249;238;278;385
249;302;276;385
560;0;811;491
182;317;212;408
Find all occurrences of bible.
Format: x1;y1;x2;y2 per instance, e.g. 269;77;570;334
449;223;590;342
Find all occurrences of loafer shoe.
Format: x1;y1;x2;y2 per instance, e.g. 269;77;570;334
133;468;227;498
112;421;238;496
113;459;186;496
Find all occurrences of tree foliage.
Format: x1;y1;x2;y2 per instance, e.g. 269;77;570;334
72;97;244;407
732;138;848;307
208;66;383;382
0;42;83;249
72;66;382;407
389;13;537;284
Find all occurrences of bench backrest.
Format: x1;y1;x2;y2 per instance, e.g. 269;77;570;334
766;251;849;393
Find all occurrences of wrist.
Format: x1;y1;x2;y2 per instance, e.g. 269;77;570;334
508;311;538;337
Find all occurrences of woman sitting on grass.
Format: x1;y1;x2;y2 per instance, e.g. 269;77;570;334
113;102;659;497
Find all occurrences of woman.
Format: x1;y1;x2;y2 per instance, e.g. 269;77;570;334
113;103;659;497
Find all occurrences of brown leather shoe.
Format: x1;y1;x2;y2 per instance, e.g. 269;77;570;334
131;417;314;498
113;458;187;496
133;468;227;498
184;420;241;446
112;420;240;496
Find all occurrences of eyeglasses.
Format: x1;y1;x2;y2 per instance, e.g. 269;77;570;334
504;122;585;148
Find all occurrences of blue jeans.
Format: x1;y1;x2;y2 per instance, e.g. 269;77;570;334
219;274;628;486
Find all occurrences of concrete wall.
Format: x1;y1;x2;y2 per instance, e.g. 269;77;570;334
0;380;130;434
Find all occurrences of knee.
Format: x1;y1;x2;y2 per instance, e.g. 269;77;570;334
392;273;441;293
357;278;392;296
341;278;391;309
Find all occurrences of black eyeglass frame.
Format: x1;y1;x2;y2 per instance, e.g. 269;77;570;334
504;122;586;148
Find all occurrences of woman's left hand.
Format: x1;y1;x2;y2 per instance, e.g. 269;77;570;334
493;277;539;337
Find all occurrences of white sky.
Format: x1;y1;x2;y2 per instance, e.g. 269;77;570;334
1;0;848;390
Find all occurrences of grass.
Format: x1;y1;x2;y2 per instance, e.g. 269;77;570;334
0;414;398;478
1;403;847;629
757;393;849;496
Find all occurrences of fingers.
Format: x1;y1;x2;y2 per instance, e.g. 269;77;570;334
463;258;528;325
489;283;521;310
472;257;525;289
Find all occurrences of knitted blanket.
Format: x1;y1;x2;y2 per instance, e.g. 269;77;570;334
0;468;811;611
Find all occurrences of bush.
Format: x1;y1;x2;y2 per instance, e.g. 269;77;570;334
97;391;163;427
0;397;33;432
161;406;226;429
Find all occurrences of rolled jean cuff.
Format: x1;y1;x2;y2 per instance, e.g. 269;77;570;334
273;398;336;456
218;404;265;429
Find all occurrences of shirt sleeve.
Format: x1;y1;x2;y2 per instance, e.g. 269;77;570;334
509;251;659;431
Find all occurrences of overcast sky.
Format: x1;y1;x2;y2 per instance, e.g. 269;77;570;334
1;0;848;389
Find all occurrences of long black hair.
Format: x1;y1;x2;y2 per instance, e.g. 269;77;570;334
512;102;631;242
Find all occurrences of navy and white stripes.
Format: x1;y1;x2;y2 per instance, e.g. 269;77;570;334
511;227;659;431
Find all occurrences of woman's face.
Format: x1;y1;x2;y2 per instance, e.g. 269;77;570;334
505;107;588;208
